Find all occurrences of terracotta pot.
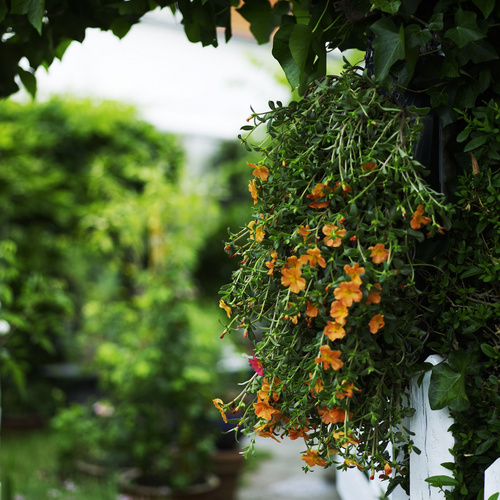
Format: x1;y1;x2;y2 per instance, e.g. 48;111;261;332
209;449;245;500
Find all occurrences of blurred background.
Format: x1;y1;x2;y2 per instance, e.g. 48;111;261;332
0;8;351;499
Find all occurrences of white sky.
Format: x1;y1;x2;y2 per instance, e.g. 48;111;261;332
31;9;291;141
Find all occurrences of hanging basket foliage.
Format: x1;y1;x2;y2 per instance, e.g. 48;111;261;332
216;66;452;484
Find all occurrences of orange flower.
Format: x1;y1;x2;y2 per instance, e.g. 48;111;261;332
301;449;326;467
218;300;231;318
256;425;281;442
323;224;346;247
366;283;382;305
248;179;258;204
344;263;365;285
335;381;356;400
315;345;343;370
212;398;228;423
306;301;319;317
253;398;276;420
362;161;377;172
307;373;324;397
284;255;302;269
329;300;348;325
265;250;278;275
369;313;385;334
410;204;432;230
345;458;364;469
281;267;306;294
307;183;331;209
248;221;265;242
369;243;389;264
288;423;310;440
303;247;327;268
334;281;363;307
261;378;280;402
384;463;393;475
298;225;311;241
324;320;346;341
248;162;269;181
318;406;347;424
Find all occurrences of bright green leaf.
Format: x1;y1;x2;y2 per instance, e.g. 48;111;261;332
444;9;486;48
487;493;499;500
429;362;470;411
370;0;401;14
272;24;301;90
425;475;460;488
371;17;405;81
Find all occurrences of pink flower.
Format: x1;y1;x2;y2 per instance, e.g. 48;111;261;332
249;355;264;376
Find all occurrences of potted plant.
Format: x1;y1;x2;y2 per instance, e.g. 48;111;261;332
215;66;453;493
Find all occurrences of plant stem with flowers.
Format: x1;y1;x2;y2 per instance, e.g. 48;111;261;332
215;65;452;494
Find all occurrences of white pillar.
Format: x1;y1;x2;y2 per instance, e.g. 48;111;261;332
484;458;500;499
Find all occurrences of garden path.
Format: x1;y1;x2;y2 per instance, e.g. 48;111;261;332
236;436;341;500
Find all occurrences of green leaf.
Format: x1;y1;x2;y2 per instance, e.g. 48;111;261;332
272;24;300;90
487;493;499;500
444;9;486;48
110;17;132;39
480;343;498;358
289;24;314;76
404;24;432;49
0;0;7;23
460;267;482;279
370;0;401;14
428;12;443;31
11;0;45;34
475;436;496;455
472;0;495;18
464;134;489;151
425;475;460;488
18;68;37;98
371;17;405;81
429;362;470;411
237;0;288;44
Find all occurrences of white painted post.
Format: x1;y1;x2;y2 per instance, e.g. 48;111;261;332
484;458;500;499
407;355;455;499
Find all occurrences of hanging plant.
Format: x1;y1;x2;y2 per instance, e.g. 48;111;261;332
215;65;452;490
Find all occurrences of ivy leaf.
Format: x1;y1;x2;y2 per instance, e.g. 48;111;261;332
472;0;495;18
289;24;313;74
404;24;432;49
444;9;486;49
371;17;405;81
272;23;300;90
429;362;470;411
237;0;289;44
11;0;45;35
428;12;443;31
370;0;401;14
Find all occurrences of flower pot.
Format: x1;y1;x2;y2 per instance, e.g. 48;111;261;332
209;449;245;500
118;469;220;500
